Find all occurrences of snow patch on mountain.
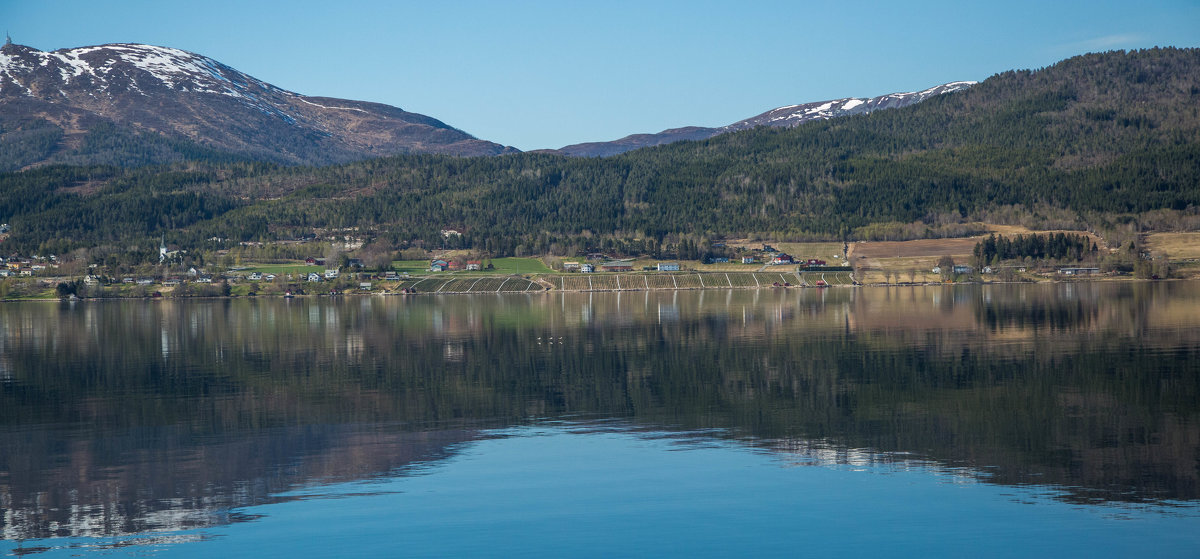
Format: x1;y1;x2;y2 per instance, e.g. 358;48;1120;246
722;81;977;132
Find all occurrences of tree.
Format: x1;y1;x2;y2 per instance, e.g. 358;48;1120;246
1152;252;1171;279
937;255;956;281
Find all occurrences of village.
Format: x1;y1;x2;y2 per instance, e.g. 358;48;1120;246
0;225;1194;300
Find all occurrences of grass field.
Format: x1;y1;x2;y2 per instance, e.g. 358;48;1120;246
1145;232;1200;260
389;257;553;275
488;257;553;274
238;263;324;275
391;260;434;274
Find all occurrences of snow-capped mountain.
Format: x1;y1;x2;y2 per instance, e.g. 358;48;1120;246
554;81;975;157
724;81;975;130
0;41;515;168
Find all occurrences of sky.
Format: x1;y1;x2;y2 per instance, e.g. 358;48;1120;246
3;0;1199;151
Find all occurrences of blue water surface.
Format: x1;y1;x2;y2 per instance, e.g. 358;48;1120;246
13;423;1196;558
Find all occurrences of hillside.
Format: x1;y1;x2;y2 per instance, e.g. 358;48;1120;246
1;48;1197;256
0;41;515;170
553;82;974;157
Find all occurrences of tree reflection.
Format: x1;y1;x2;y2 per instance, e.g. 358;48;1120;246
1;282;1199;539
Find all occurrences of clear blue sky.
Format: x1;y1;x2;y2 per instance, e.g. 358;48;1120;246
4;1;1198;150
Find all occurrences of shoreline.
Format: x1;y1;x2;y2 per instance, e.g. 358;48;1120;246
2;273;1182;302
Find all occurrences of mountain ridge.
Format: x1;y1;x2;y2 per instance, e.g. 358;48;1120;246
552;81;975;157
0;41;516;169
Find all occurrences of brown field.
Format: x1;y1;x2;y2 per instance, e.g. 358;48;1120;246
1145;232;1200;259
848;237;981;260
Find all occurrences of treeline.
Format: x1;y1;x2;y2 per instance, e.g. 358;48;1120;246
1;48;1199;256
973;233;1098;265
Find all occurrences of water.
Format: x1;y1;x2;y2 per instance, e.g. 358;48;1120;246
2;283;1199;556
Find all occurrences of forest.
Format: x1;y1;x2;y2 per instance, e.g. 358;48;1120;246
1;48;1198;257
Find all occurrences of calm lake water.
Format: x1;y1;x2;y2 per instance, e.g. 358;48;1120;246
2;282;1200;557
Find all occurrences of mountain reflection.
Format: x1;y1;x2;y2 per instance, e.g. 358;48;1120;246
2;283;1199;540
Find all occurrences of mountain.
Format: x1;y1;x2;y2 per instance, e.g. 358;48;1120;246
2;48;1197;256
0;41;515;170
553;82;975;157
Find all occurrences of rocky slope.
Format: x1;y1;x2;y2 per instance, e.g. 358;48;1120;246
0;40;515;169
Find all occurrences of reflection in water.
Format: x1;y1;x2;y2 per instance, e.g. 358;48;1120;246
1;283;1199;545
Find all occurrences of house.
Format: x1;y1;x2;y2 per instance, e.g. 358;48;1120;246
953;265;972;275
307;272;322;282
265;274;276;281
600;261;634;272
1058;267;1100;276
347;258;364;268
563;262;581;272
658;262;681;272
430;259;449;272
466;260;482;271
248;272;263;281
742;256;755;264
770;253;794;265
384;271;399;281
325;269;339;279
305;257;316;265
707;257;730;264
580;264;594;273
196;276;213;283
359;282;372;290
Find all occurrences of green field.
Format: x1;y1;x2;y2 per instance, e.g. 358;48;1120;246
391;260;434;274
237;263;324;276
390;257;552;275
488;258;552;274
